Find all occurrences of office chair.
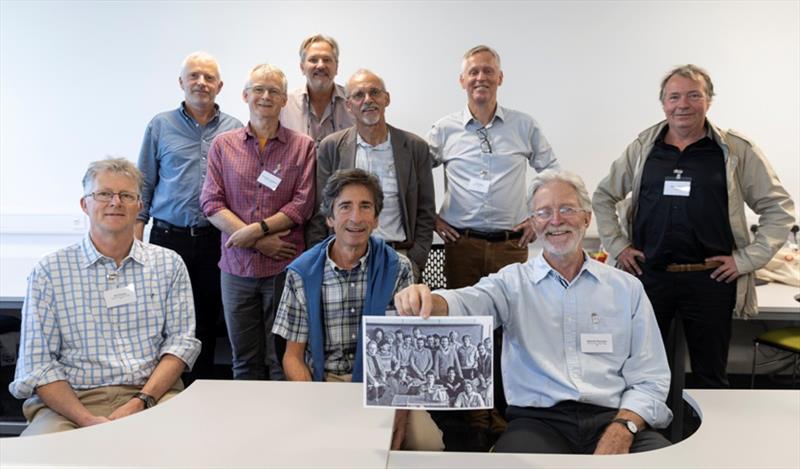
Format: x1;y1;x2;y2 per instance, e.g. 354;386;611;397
750;327;800;388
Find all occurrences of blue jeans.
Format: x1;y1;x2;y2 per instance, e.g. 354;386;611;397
221;271;286;380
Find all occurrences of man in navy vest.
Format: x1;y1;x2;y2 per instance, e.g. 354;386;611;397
272;168;443;451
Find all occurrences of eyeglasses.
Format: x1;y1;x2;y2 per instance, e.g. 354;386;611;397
531;206;587;221
85;191;140;204
348;88;384;102
247;86;284;97
477;127;492;153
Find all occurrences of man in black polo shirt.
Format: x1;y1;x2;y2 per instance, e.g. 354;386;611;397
593;64;794;388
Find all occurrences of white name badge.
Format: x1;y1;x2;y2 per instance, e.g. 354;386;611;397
663;178;692;197
580;333;613;353
257;170;282;191
467;178;490;194
104;283;136;308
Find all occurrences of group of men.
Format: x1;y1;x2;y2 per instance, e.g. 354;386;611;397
10;32;794;458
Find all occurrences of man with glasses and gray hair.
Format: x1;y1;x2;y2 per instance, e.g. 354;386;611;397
136;51;242;383
11;158;201;436
307;69;435;278
426;43;560;450
200;64;316;381
395;169;672;455
280;33;354;145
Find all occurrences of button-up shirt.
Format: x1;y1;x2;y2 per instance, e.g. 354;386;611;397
272;239;413;375
200;125;316;278
137;103;243;228
355;133;405;242
280;84;354;145
428;105;559;231
438;252;672;428
10;235;201;398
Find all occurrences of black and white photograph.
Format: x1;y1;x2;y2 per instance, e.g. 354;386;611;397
362;315;494;410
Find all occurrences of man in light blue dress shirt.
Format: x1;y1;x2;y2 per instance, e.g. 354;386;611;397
395;169;672;454
11;158;201;436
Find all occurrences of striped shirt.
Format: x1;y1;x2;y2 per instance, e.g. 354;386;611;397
10;235;201;398
272;239;413;375
200;124;316;278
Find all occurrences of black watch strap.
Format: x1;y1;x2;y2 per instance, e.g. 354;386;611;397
133;391;156;409
612;418;638;435
260;220;270;235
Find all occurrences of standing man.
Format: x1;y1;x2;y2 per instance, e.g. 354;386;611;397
200;64;316;381
272;168;443;451
427;44;559;448
280;33;354;145
137;51;242;382
593;64;794;388
308;69;436;277
395;170;672;455
11;158;200;436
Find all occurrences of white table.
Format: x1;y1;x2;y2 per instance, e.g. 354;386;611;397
754;282;800;320
388;389;800;469
0;380;395;468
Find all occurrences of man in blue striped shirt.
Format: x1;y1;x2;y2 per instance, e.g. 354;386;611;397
10;158;201;436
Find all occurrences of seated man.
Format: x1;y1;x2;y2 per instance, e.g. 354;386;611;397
418;371;448;403
10;158;201;436
272;168;443;451
454;380;485;408
439;367;464;405
395;169;672;454
365;340;386;402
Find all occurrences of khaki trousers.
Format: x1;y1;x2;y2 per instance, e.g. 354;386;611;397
325;373;444;451
21;380;184;437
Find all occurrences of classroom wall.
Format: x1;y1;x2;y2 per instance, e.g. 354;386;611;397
1;0;798;296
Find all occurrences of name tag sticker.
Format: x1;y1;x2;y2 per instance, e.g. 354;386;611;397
257;170;282;191
467;178;490;194
663;178;692;197
104;283;136;308
580;333;613;353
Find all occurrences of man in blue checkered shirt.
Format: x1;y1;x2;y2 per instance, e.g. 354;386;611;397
10;158;201;436
272;168;444;451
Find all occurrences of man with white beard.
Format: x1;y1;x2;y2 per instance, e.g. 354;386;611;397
394;169;672;455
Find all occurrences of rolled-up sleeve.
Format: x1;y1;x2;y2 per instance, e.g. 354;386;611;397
158;257;201;369
619;283;673;428
10;266;68;399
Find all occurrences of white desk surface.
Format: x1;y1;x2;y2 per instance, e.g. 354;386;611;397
0;380;395;468
388;389;800;469
755;282;800;319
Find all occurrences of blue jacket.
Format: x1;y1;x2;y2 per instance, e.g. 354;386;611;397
287;235;399;382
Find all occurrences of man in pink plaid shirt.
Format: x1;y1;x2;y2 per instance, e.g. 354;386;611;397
200;64;316;381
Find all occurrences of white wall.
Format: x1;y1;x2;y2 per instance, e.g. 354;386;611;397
1;0;798;296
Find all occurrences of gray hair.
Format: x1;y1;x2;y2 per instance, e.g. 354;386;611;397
461;45;502;73
659;64;715;102
345;69;387;97
245;64;288;94
180;51;221;78
527;169;592;213
299;33;340;63
82;157;142;195
320;168;384;219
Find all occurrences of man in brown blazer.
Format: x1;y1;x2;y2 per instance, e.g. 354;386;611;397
307;69;436;278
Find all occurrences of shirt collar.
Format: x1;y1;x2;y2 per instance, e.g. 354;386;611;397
179;102;220;125
243;122;288;144
461;104;504;128
301;83;347;103
530;250;598;286
356;132;392;150
80;234;145;269
325;237;370;273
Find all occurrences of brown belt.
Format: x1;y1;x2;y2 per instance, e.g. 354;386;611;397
665;260;723;273
388;240;415;250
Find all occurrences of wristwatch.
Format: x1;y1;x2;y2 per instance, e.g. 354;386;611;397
259;220;270;235
133;391;156;409
612;418;638;435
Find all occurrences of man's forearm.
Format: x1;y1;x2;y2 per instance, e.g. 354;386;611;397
35;380;100;427
140;354;186;400
207;209;247;235
284;341;312;381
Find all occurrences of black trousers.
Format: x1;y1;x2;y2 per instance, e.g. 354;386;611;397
149;224;223;382
495;401;670;454
640;266;736;388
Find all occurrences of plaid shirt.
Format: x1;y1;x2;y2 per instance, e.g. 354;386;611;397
272;240;413;375
200;124;316;278
10;236;201;398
